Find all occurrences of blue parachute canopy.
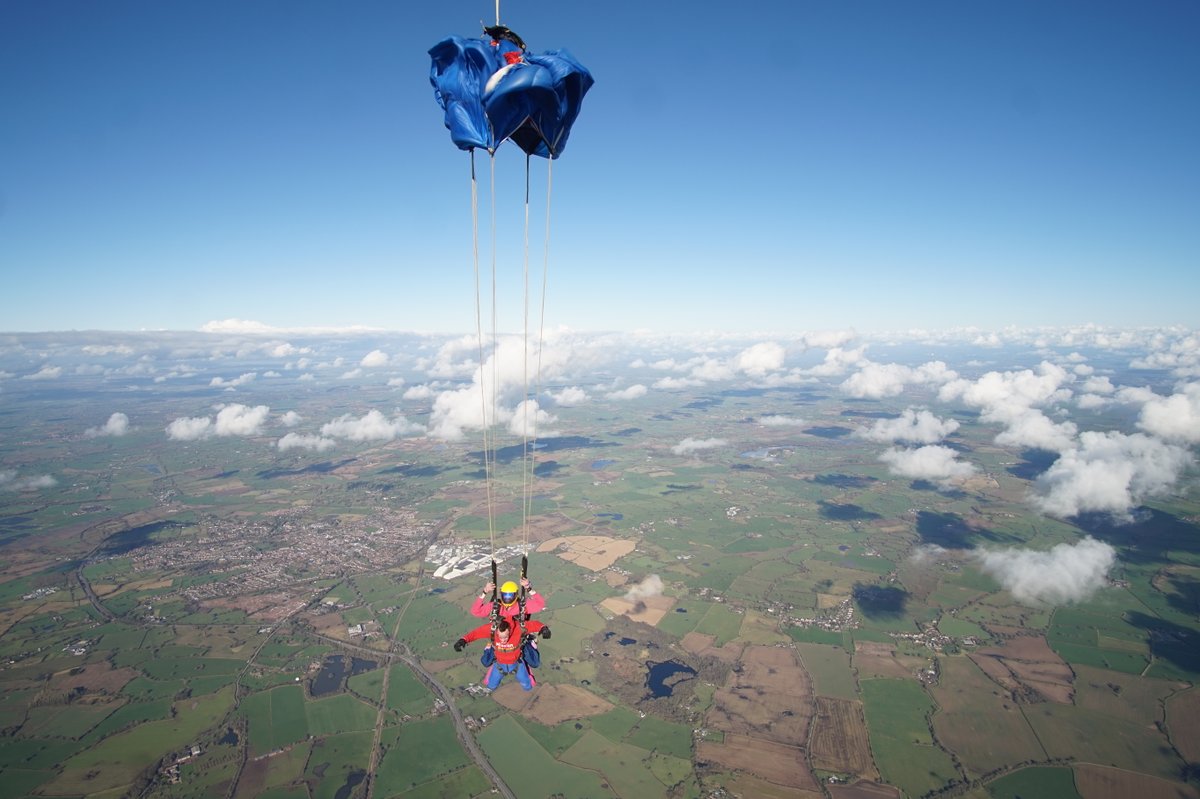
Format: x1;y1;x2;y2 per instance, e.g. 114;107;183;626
429;33;593;158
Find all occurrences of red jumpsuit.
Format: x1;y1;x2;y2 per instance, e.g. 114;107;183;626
461;618;546;691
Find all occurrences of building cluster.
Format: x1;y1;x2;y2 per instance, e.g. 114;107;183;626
22;587;58;601
426;541;528;581
890;621;979;653
788;598;859;632
101;509;432;605
62;639;91;656
160;744;204;784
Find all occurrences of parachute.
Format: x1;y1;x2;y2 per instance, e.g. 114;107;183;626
429;10;592;663
429;26;593;157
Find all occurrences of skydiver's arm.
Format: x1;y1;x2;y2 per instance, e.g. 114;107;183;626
523;592;546;614
468;597;492;617
462;623;493;644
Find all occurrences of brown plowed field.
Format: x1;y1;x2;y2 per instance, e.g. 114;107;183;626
853;640;928;680
680;631;745;663
537;535;636;571
1166;688;1200;762
829;780;902;799
1074;763;1199;799
705;645;813;745
810;697;878;780
696;734;821;792
970;633;1073;703
501;683;614;725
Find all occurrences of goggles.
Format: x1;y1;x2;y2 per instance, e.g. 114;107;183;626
500;591;517;604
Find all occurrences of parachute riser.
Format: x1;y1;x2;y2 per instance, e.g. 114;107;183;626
518;554;529;615
489;559;500;631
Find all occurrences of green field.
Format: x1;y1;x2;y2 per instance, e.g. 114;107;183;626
376;716;471;796
479;715;615;798
986;766;1081;799
861;678;960;797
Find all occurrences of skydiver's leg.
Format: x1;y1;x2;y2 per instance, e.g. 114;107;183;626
516;661;533;690
483;664;502;690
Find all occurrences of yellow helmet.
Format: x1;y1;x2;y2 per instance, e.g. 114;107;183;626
499;581;519;605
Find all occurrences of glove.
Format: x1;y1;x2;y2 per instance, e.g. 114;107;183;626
539;626;551;639
453;638;467;652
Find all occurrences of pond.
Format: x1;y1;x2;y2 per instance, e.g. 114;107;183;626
334;769;366;799
311;655;378;697
645;660;697;698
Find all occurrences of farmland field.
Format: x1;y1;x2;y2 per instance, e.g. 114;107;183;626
2;333;1199;799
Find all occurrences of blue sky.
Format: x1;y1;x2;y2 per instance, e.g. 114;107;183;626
2;0;1198;334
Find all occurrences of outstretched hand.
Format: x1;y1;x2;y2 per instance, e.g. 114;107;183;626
483;582;495;594
539;626;551;639
454;638;467;652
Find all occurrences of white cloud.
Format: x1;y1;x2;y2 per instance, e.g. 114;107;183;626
993;409;1078;453
1130;332;1200;377
1076;394;1111;410
689;357;736;382
806;346;868;377
201;318;382;336
1033;431;1194;519
879;445;976;486
361;349;389;367
734;342;786;377
339;368;363;380
322;409;422;441
23;365;62;380
210;372;256;388
166;416;213;441
840;360;957;399
280;411;302;427
856;409;959;444
214;404;270;436
939;361;1076;451
85;412;130;438
270;342;307;357
278;432;336;452
1080;376;1115;394
82;344;134;356
508;399;556;436
0;470;58;492
607;384;647;401
387;377;406;388
422;333;584;440
403;384;436;401
672;437;727;456
977;537;1116;605
549;386;588;406
940;361;1072;415
201;318;277;334
166;403;269;440
654;376;705;390
623;574;663;602
801;330;858;349
758;415;806;427
1137;382;1200;444
908;543;949;565
1115;385;1156;405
